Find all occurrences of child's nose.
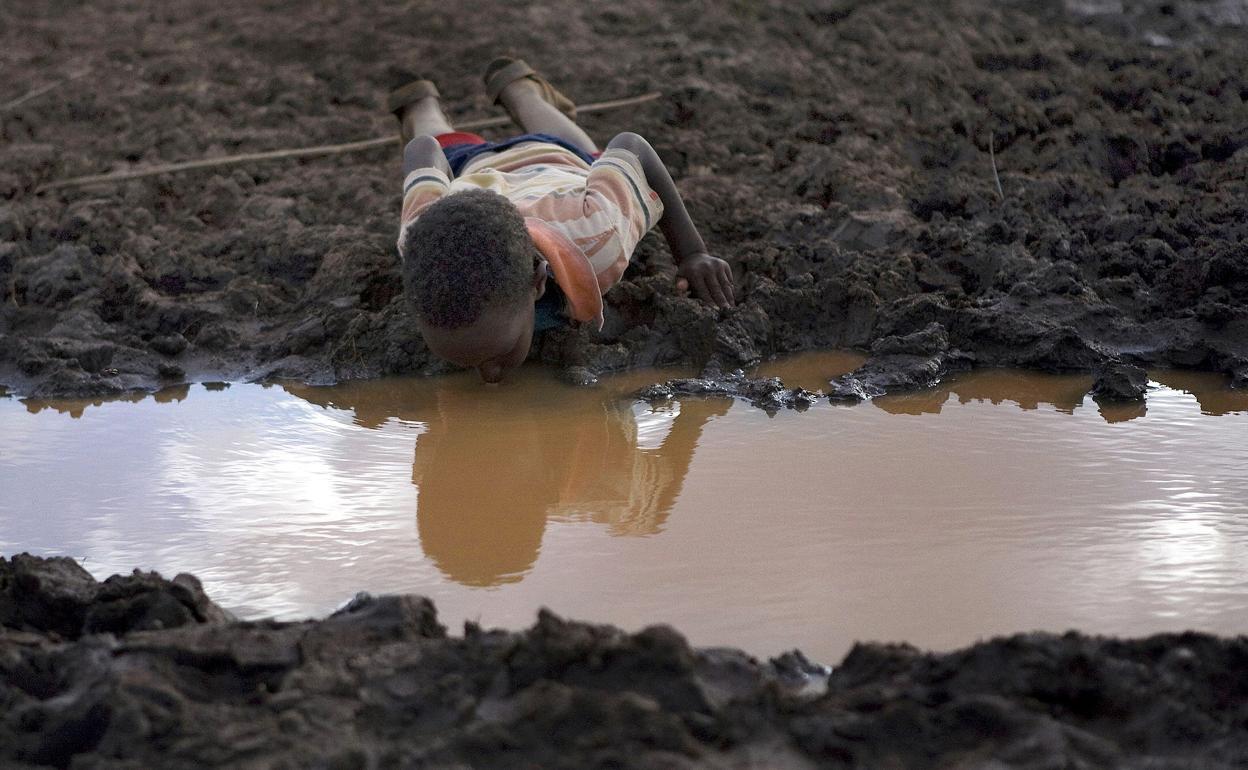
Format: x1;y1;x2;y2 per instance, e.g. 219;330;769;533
478;362;505;384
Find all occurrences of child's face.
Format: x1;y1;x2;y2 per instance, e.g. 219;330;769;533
418;298;536;383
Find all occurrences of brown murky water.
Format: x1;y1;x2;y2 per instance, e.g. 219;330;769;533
3;353;1246;663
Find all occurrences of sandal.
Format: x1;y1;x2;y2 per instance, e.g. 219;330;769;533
386;78;440;119
483;57;577;122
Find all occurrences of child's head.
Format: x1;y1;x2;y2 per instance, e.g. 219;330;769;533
402;189;548;382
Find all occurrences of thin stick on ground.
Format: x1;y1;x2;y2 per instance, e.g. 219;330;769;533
989;132;1004;201
2;67;90;113
37;91;664;193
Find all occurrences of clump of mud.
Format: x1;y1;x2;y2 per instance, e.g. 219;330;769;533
2;554;1245;768
1;1;1246;397
639;364;823;412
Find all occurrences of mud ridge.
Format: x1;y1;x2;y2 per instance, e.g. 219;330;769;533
1;554;1244;768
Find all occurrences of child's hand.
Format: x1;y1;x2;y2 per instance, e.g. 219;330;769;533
676;252;735;309
607;133;733;308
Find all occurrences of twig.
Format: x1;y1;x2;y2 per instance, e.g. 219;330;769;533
2;67;90;113
989;132;1004;201
38;91;664;193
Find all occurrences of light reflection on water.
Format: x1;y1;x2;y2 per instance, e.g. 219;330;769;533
1;354;1246;663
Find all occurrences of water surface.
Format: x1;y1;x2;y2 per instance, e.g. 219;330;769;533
2;354;1246;663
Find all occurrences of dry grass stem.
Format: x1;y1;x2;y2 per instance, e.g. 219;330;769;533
989;132;1004;201
2;68;90;113
38;91;663;193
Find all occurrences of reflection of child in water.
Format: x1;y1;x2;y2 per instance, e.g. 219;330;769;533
415;390;724;586
393;57;735;384
284;378;725;586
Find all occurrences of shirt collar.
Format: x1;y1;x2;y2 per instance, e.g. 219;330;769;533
525;218;604;331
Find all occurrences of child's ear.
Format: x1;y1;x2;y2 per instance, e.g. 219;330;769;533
532;258;549;299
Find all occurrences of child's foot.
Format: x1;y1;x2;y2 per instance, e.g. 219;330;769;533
386;78;441;119
484;57;577;121
387;78;453;141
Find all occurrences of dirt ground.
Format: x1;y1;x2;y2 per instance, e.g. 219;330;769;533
3;554;1246;769
1;0;1246;398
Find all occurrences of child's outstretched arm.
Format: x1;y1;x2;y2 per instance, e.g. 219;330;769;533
606;132;735;308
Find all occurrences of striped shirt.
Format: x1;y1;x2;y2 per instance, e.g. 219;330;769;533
398;142;665;298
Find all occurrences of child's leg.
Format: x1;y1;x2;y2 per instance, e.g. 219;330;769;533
498;80;599;154
398;97;454;147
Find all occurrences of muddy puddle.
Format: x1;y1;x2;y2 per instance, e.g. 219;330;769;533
2;353;1246;663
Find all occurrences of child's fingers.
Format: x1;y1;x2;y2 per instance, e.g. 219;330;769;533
718;264;736;306
678;268;733;307
703;273;731;308
691;273;713;305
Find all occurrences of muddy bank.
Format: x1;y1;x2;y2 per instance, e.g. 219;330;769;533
1;0;1246;397
1;554;1244;768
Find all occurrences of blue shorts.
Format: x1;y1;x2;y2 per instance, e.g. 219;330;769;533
533;280;570;333
441;132;599;176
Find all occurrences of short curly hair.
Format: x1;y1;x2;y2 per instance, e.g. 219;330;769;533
401;189;536;329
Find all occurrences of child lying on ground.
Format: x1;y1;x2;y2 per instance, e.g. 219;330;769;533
392;57;734;383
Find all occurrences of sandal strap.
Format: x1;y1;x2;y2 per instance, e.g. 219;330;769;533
386;79;440;116
484;59;536;104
